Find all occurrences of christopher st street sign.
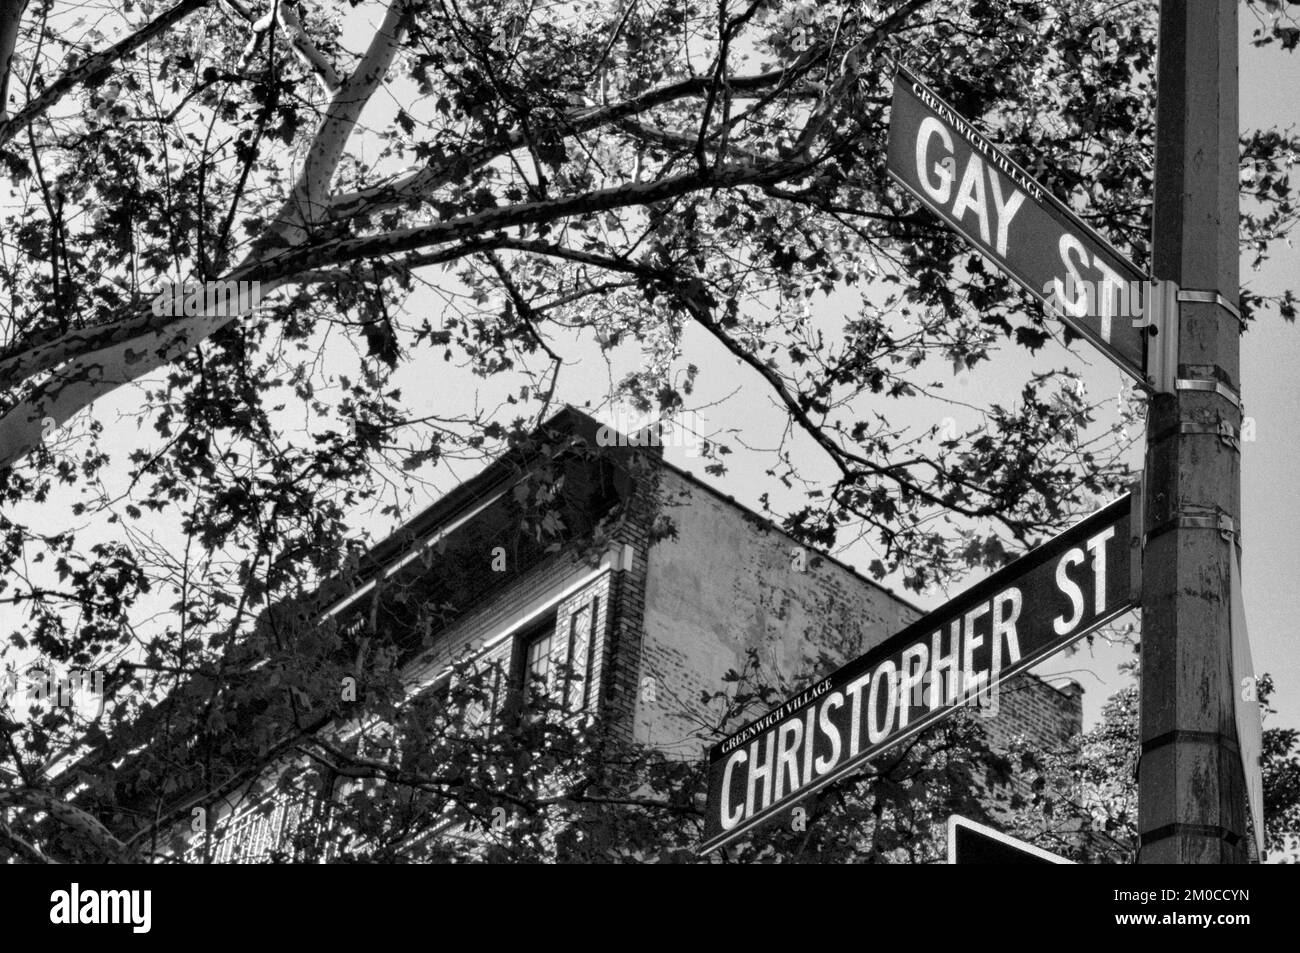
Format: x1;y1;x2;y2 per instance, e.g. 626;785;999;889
886;66;1147;381
699;494;1134;854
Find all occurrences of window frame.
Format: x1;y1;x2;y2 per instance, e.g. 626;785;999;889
513;596;599;717
562;597;597;714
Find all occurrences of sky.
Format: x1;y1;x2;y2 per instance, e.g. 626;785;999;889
3;3;1297;746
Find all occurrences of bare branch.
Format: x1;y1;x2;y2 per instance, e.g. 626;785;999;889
485;251;562;365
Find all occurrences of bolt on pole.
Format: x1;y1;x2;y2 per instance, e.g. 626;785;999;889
1138;0;1248;863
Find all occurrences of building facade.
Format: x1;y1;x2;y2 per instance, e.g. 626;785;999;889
100;407;1082;861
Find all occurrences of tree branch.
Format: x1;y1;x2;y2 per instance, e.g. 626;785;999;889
481;238;1027;529
263;0;410;248
254;157;808;283
0;18;852;474
278;0;341;96
325;56;828;222
618;117;767;164
0;0;416;472
0;788;128;861
0;0;28;124
0;0;210;146
789;0;930;160
0;816;54;863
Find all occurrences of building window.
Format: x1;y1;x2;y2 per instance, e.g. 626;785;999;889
565;602;593;713
435;647;507;735
183;790;307;864
517;598;597;715
523;625;564;706
462;661;502;732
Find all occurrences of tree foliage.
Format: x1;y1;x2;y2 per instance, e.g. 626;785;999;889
1004;659;1300;864
0;0;1296;861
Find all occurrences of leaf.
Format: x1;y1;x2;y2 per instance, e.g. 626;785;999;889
361;316;400;368
1014;326;1050;351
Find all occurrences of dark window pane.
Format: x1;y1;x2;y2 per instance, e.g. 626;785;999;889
524;629;558;703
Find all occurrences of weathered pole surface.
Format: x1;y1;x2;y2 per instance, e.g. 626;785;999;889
1139;0;1248;863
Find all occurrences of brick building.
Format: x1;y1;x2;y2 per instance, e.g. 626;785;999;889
86;406;1083;861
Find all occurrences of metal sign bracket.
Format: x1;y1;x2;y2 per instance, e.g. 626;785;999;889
1130;471;1145;605
1145;283;1246;397
1144;278;1180;394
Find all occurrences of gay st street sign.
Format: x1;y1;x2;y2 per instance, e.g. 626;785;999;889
886;66;1147;381
699;495;1134;854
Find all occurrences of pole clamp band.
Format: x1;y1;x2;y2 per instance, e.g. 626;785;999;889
1175;377;1242;411
1177;420;1239;451
1140;822;1242;849
1181;513;1238;544
1140;728;1240;759
1176;288;1243;326
1145;512;1240;547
